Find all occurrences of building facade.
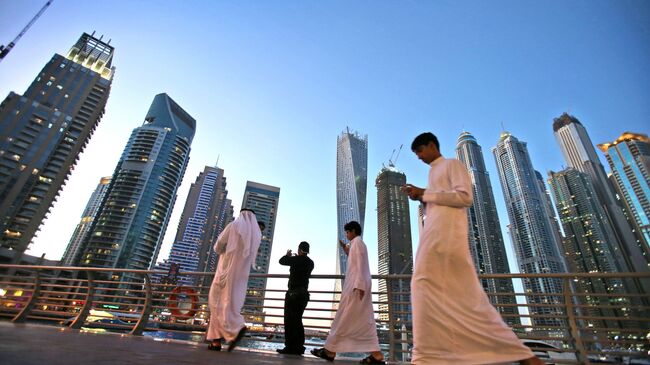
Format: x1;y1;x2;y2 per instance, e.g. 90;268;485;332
154;166;233;287
455;132;520;326
553;113;644;281
0;32;114;263
61;176;111;266
335;128;368;310
492;131;565;328
78;93;195;287
548;168;630;329
597;133;650;270
375;165;413;326
241;181;280;323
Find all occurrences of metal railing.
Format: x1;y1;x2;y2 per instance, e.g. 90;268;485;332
0;264;648;364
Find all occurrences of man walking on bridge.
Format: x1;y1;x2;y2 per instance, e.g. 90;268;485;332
206;209;264;352
402;132;543;365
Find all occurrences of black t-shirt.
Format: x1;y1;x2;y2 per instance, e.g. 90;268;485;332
279;254;314;290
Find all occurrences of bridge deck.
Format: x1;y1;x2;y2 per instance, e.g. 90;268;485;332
0;322;364;365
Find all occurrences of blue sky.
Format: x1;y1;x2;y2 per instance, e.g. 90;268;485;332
1;0;648;287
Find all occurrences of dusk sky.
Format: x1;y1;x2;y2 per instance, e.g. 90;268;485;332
1;0;648;289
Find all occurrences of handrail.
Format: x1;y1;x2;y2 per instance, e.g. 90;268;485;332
0;264;648;364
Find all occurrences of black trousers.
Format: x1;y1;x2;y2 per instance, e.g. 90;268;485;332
283;288;309;351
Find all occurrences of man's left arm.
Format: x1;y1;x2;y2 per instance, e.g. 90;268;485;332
421;160;473;207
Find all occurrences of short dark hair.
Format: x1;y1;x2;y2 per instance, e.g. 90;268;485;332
411;132;439;151
344;221;362;235
258;221;266;230
298;241;310;253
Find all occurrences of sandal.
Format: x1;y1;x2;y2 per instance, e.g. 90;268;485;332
207;342;221;351
310;348;335;362
359;355;386;364
227;326;247;352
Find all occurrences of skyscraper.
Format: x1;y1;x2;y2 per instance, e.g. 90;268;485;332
375;164;413;326
492;131;565;328
597;132;650;270
78;93;195;286
61;176;111;266
335;128;368;309
548;168;631;328
241;181;280;323
0;32;114;263
553;113;643;280
455;132;519;326
154;166;233;287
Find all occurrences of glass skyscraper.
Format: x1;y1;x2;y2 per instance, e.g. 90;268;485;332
0;32;114;264
335;128;367;309
553;113;643;281
241;180;280;324
78;93;195;287
375;164;413;326
597;133;650;269
154;166;233;287
61;176;111;266
456;132;520;327
492;131;565;328
548;168;629;329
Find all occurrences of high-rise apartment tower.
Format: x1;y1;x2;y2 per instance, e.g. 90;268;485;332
456;132;520;326
78;93;194;287
492;131;565;328
0;32;114;263
241;181;280;323
375;164;413;326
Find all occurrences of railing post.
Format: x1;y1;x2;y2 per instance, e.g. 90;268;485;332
130;273;152;336
12;270;41;323
562;277;590;365
386;276;396;362
70;271;95;329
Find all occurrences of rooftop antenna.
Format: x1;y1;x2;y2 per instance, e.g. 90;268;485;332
0;0;53;63
215;154;220;168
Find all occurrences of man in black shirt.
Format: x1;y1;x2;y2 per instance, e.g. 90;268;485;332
277;241;314;355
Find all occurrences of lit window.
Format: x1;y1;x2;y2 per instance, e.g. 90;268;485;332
57;85;63;90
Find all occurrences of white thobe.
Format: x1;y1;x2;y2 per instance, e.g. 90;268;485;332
325;236;380;353
411;156;533;364
207;212;261;342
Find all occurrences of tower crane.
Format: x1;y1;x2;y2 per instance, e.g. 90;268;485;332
388;144;403;168
0;1;53;62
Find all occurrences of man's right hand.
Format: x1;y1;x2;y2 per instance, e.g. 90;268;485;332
286;249;292;256
401;184;424;201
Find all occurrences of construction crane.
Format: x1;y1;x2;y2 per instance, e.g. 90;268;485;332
388;144;403;168
0;0;53;62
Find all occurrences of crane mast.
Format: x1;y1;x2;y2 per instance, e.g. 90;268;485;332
0;1;53;62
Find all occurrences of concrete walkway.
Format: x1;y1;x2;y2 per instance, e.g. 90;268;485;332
0;322;365;365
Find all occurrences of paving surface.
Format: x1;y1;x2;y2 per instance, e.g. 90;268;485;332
0;321;365;365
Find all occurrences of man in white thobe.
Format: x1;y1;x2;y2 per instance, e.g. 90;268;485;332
206;209;263;352
311;221;385;364
403;132;543;365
